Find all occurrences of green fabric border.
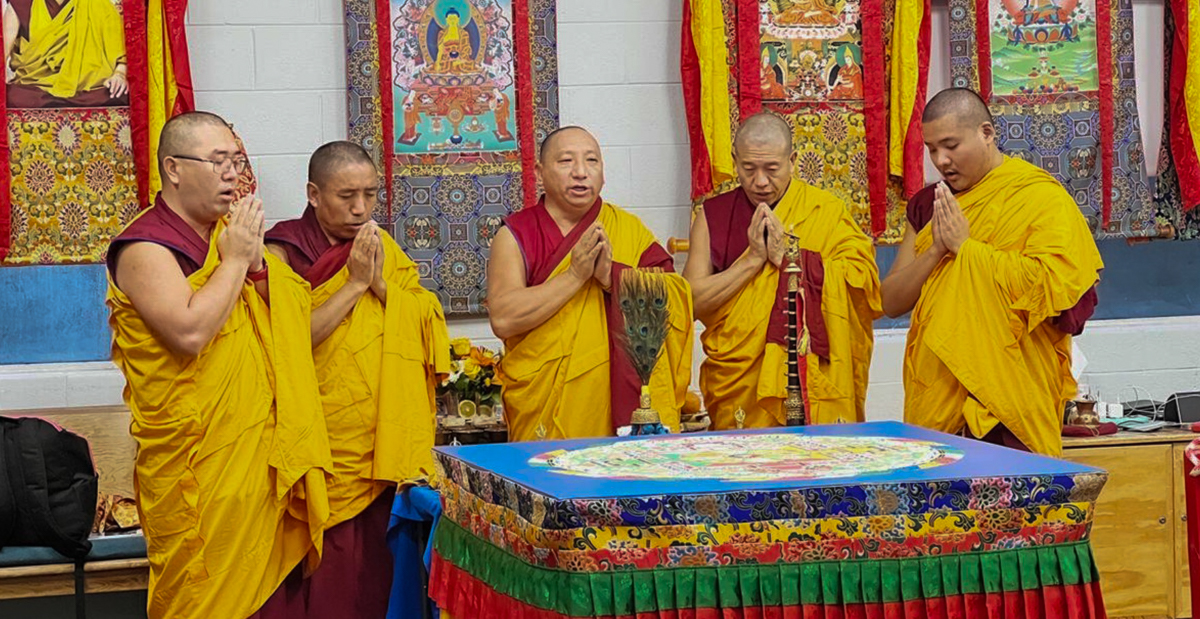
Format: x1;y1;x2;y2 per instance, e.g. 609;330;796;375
434;517;1103;617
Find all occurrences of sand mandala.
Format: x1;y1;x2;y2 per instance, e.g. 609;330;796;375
528;434;964;482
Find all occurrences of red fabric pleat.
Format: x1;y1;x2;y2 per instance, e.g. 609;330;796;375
125;0;150;209
862;0;888;236
512;0;538;206
974;0;992;100
1096;0;1115;227
903;0;932;198
374;0;395;222
735;0;761;119
924;596;947;619
944;595;965;619
1170;0;1200;210
165;0;194;114
681;0;714;200
432;551;1108;619
999;591;1021;618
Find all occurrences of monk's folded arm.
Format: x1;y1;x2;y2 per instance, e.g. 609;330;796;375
311;279;369;346
115;242;249;357
487;227;587;340
881;226;943;318
956;238;1073;333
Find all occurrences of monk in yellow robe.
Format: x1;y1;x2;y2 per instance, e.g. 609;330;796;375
489;126;694;441
685;112;881;430
259;141;449;618
4;0;129;108
881;88;1103;456
106;112;331;619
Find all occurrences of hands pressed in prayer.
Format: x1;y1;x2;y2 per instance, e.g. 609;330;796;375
932;182;969;255
348;222;379;288
105;67;129;99
568;222;605;284
763;207;786;268
745;203;784;268
219;195;265;273
593;227;613;290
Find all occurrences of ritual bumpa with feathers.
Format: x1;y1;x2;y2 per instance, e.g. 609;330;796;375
784;233;807;426
617;268;671;436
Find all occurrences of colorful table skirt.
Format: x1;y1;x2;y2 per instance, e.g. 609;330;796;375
429;421;1108;618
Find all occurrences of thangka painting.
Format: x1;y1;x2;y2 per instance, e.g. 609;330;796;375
345;0;559;315
1;0;138;264
683;0;926;243
948;0;1157;238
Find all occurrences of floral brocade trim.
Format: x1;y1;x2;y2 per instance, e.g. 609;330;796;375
438;480;1097;572
434;453;1107;530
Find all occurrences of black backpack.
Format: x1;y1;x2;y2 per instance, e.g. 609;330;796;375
0;416;99;559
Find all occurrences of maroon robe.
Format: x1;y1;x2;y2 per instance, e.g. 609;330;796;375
264;206;335;280
249;491;395;619
703;187;830;359
6;0;130;109
906;183;1099;335
505;197;674;429
107;194;208;279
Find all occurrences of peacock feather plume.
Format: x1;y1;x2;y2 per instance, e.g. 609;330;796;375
617;268;670;386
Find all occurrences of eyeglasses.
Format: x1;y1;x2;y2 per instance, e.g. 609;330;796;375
172;154;249;175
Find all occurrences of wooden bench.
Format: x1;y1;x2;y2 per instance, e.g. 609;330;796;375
0;405;148;600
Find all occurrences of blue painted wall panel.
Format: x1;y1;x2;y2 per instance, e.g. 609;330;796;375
0;265;110;364
874;239;1200;329
1;238;1200;365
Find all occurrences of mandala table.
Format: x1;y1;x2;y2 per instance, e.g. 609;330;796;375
429;421;1108;618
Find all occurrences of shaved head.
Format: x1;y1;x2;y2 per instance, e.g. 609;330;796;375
734;112;793;153
538;125;594;163
308;141;377;187
733;113;795;206
157;111;233;175
922;87;993;129
921;88;1002;191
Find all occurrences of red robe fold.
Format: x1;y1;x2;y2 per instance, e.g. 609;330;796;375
506;197;675;429
106;193;208;278
704;187;830;358
264;206;334;279
906;184;1098;335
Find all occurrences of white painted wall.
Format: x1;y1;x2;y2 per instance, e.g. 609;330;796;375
0;0;1188;416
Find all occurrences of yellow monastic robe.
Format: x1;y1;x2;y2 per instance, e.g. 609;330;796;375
309;232;450;527
499;203;694;441
903;157;1103;456
700;181;881;430
108;221;332;619
11;0;127;99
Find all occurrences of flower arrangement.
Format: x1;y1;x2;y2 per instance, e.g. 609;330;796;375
439;337;503;419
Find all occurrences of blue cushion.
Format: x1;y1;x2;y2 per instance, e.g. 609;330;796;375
0;534;146;568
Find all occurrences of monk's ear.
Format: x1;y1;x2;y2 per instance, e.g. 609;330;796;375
789;149;798;167
980;121;997;146
306;182;322;208
162;158;181;187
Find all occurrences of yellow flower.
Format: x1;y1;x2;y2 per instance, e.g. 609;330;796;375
450;337;471;357
463;358;482;379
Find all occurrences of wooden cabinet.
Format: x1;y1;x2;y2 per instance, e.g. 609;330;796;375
1063;430;1197;619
